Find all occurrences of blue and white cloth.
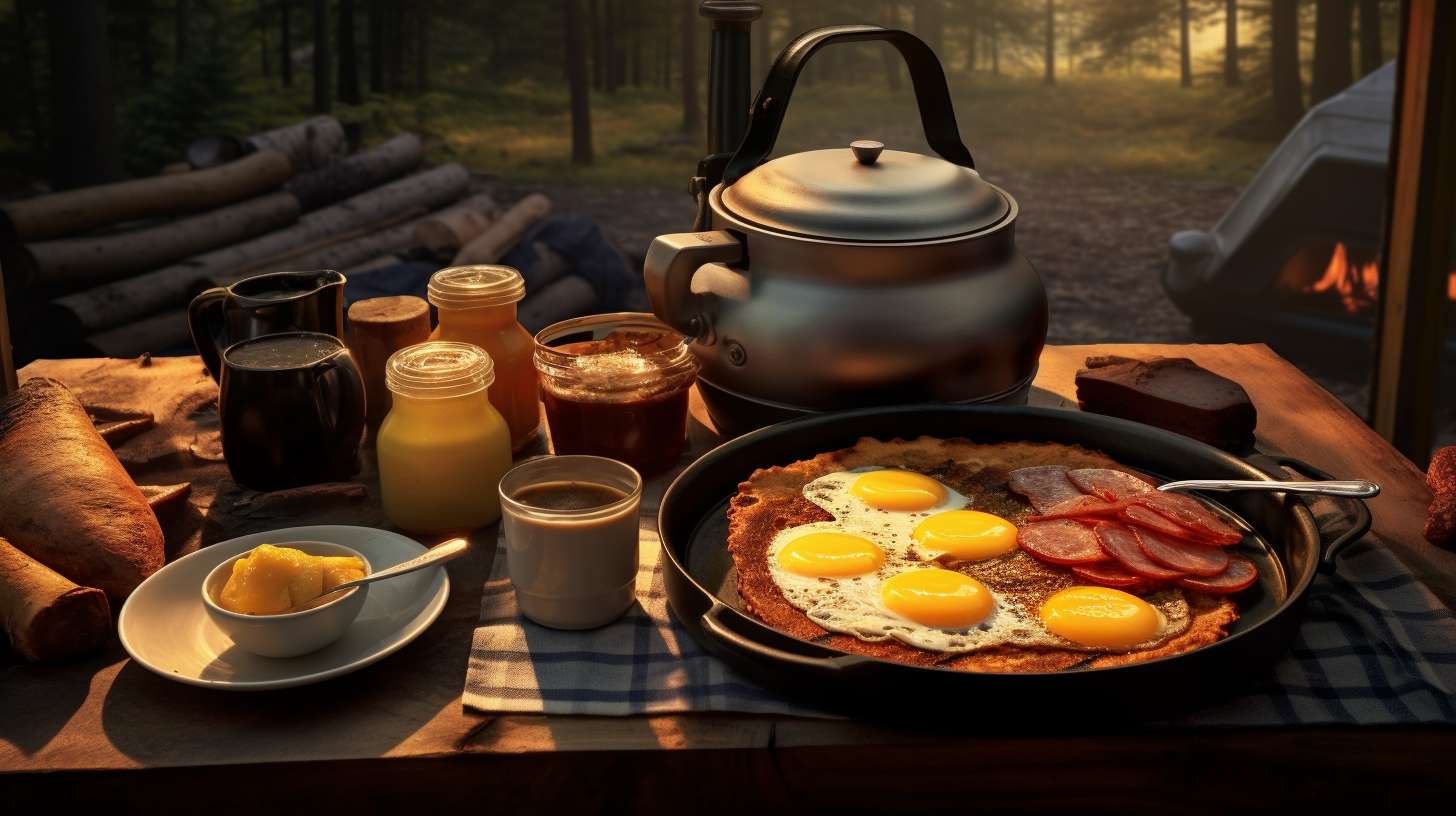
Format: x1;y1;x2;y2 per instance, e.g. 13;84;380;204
465;493;1456;724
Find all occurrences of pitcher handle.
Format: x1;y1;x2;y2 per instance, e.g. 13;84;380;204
187;287;229;381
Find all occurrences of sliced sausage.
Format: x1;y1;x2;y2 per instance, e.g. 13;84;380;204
1174;555;1258;594
1067;468;1157;501
1008;466;1082;514
1135;492;1244;545
1017;519;1108;565
1134;527;1230;577
1093;523;1186;581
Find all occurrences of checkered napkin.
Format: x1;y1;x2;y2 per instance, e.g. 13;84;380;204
465;496;1456;724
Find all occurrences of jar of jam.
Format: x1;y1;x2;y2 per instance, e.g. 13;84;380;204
534;313;700;476
428;265;540;452
376;341;513;533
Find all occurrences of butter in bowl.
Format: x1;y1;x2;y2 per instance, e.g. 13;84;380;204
201;541;372;658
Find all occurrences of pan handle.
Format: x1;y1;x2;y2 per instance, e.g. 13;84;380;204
701;602;871;672
1267;455;1374;573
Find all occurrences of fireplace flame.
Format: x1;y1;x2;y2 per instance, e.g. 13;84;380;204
1302;242;1456;315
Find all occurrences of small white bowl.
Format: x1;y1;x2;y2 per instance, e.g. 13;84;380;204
201;541;371;658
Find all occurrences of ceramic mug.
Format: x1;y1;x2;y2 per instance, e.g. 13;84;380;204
189;269;347;381
219;332;366;491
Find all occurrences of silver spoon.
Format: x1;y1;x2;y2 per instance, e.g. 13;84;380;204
292;537;470;612
1157;479;1380;498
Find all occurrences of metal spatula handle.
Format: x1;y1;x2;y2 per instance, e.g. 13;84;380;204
1157;479;1381;498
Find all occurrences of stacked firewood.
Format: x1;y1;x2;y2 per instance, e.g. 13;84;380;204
0;116;580;359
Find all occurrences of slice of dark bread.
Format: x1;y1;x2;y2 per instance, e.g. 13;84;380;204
1075;356;1257;450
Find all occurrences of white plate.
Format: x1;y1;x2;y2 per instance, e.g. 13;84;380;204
118;525;450;691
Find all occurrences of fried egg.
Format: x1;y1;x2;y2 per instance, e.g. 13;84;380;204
764;467;1191;654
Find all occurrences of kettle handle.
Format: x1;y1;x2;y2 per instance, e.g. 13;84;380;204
722;24;974;186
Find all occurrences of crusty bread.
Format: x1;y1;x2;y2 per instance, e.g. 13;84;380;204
0;378;163;601
726;437;1238;673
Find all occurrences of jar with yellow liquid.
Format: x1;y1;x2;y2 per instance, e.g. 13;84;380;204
427;265;540;452
376;342;513;533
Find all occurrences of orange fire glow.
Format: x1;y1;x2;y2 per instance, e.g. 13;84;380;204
1302;242;1456;314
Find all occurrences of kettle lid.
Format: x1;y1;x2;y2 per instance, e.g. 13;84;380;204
719;140;1009;243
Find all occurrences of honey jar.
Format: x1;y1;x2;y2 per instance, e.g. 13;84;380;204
376;341;513;532
428;265;540;452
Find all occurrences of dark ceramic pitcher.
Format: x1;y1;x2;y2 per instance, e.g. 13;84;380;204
219;332;365;491
189;269;346;381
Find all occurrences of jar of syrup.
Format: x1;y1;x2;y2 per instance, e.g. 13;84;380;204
428;265;540;452
534;313;700;476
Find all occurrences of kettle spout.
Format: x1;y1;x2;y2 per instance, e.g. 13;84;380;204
643;230;743;339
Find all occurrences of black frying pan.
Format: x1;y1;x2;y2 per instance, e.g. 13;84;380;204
658;405;1372;720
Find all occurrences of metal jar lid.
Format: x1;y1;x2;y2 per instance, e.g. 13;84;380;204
718;141;1009;243
427;265;527;310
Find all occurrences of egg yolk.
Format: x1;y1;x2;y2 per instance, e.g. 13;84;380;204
880;569;995;628
776;532;886;577
1038;586;1162;650
851;470;947;512
913;510;1018;561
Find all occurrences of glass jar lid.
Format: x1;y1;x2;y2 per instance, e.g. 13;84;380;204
718;143;1009;243
427;265;527;310
533;312;699;402
386;341;495;399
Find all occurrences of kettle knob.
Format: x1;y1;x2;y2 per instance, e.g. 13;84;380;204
850;140;885;166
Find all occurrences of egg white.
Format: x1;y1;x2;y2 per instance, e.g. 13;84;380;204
765;468;1188;654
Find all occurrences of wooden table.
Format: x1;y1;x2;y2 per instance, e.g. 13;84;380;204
2;344;1451;810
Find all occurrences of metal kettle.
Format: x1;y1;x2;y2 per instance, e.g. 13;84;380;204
645;24;1048;435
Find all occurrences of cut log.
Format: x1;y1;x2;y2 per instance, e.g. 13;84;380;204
413;192;500;257
243;115;346;172
222;205;428;282
451;193;552;266
24;191;301;291
0;150;294;243
518;275;598;332
342;254;403;275
284;133;423;211
84;309;190;358
519;241;571;293
54;164;470;335
347;296;431;429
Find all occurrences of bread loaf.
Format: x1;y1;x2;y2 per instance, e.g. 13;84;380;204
0;378;164;600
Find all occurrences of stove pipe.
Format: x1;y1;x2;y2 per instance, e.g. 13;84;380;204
693;1;762;229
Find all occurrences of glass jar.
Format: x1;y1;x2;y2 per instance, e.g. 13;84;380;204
376;341;513;533
428;265;540;452
534;313;700;476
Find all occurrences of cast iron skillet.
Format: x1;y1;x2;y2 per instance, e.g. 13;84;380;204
658;405;1372;720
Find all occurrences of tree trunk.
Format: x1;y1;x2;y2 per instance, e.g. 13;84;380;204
26;192;302;291
604;0;619;92
60;165;470;336
1358;0;1381;76
386;0;405;92
13;0;44;161
1044;0;1055;86
681;0;700;136
284;133;423;211
1224;0;1239;86
991;19;1000;76
753;2;769;81
338;0;361;104
662;0;674;89
1270;0;1304;132
2;150;294;244
257;0;270;79
1179;0;1192;87
312;0;332;112
965;14;977;73
175;0;189;68
244;115;346;171
46;0;121;191
139;0;157;83
565;0;594;165
1311;0;1353;105
281;0;293;87
368;0;384;92
590;0;604;91
914;1;944;57
451;194;553;266
629;3;643;85
414;0;429;94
